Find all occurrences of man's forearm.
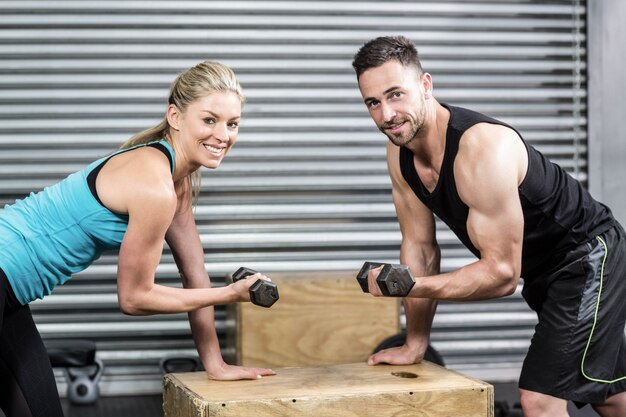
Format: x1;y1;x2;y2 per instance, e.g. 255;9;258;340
402;242;440;351
407;258;518;301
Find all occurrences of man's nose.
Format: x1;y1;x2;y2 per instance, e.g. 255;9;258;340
381;102;396;122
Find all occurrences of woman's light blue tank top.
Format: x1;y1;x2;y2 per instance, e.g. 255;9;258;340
0;140;175;305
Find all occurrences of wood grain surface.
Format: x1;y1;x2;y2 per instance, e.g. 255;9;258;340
163;361;494;417
231;271;401;368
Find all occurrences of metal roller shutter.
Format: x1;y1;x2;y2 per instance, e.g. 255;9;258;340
0;0;586;394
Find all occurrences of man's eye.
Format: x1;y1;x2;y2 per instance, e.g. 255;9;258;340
367;101;379;109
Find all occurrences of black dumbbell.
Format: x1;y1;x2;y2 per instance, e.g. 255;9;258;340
232;267;279;308
356;262;415;297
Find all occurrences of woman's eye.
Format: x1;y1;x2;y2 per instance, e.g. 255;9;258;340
228;122;239;129
204;118;215;124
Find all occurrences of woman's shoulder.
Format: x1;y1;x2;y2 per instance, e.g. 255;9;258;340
113;144;174;179
96;144;177;216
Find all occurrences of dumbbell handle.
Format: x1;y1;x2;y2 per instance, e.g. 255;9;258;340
232;267;279;308
356;261;415;297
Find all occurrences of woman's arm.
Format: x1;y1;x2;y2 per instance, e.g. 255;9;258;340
112;161;259;315
115;188;239;315
111;151;272;379
163;179;274;380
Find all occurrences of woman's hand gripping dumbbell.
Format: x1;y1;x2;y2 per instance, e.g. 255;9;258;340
356;262;415;297
231;267;279;308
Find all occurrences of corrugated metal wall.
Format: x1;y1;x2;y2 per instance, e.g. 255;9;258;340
0;1;586;394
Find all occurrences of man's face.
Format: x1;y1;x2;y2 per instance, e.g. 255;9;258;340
358;60;428;147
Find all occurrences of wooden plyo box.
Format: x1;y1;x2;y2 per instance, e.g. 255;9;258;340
228;271;401;368
163;361;494;417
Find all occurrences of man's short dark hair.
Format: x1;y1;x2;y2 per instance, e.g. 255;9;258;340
352;36;423;80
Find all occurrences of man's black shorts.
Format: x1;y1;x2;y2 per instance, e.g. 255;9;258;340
519;223;626;407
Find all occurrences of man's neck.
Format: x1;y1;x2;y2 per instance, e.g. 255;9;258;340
406;101;449;169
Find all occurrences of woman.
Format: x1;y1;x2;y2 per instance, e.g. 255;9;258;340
0;61;274;417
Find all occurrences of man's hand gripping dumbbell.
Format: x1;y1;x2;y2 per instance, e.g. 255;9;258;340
231;267;279;308
356;262;415;297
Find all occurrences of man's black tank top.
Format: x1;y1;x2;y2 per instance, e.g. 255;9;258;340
399;103;614;287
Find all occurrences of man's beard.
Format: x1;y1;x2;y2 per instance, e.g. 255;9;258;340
380;115;424;147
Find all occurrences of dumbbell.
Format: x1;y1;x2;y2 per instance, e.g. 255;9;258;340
232;267;279;308
356;262;415;297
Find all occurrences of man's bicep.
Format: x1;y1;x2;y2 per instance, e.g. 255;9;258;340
392;185;437;246
457;124;527;257
466;195;523;256
386;142;439;276
459;149;524;276
391;177;442;278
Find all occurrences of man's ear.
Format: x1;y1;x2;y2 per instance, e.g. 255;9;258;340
166;104;181;131
421;72;433;99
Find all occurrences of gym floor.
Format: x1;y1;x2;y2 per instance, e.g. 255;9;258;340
0;382;599;417
60;396;163;417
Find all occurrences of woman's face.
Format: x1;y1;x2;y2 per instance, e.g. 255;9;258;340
172;90;242;170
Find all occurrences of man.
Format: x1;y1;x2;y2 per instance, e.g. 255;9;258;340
352;35;626;417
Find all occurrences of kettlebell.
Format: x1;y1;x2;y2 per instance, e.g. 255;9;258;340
63;358;104;405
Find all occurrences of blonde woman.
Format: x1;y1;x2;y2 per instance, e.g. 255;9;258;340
0;61;274;417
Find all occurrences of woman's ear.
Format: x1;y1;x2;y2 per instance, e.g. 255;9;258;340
166;104;181;131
